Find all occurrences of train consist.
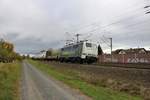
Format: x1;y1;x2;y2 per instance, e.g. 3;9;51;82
34;41;98;63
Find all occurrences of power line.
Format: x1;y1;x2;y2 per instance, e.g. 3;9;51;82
75;1;149;35
65;1;149;50
64;2;149;48
146;11;150;14
144;0;150;14
100;37;110;47
65;1;148;44
82;33;93;41
91;14;146;33
99;29;150;47
81;13;149;35
103;17;150;33
70;1;146;33
98;26;150;45
144;5;150;8
81;19;150;47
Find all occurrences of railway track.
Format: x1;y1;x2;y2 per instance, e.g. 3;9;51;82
36;58;150;71
46;61;150;71
92;63;150;70
106;65;150;70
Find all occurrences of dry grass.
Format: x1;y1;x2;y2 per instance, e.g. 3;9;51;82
44;62;150;99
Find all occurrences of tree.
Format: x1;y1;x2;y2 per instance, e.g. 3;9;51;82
0;39;21;62
98;45;103;55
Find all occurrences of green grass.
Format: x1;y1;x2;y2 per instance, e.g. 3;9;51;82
0;62;21;100
29;60;142;100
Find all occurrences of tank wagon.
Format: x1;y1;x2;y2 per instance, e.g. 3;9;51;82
46;49;60;61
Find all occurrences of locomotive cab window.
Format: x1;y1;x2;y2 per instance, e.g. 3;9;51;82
86;43;92;47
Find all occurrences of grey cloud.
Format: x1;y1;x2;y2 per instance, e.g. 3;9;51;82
0;0;149;54
12;36;62;54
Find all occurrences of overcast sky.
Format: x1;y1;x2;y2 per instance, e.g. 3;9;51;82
0;0;150;54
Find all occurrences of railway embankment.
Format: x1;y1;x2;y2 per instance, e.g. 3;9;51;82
44;61;150;100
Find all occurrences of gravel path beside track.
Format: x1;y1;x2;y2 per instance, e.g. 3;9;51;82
21;61;90;100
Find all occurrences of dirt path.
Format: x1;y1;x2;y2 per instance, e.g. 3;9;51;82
21;61;90;100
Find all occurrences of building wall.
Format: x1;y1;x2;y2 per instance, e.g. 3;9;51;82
99;54;150;63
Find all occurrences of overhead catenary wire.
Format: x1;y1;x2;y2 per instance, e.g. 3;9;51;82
75;2;150;36
64;0;149;51
98;28;150;49
144;0;150;14
79;12;149;37
80;12;148;35
80;17;150;51
64;1;149;47
69;0;147;33
95;18;150;51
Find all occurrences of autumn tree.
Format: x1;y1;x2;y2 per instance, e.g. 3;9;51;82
0;39;21;62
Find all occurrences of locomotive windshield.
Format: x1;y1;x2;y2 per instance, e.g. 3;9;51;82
86;43;92;47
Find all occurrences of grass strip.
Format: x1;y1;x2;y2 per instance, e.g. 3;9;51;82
0;62;21;100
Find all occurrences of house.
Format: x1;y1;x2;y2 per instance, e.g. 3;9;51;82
112;49;125;54
99;48;150;63
112;48;147;55
147;50;150;54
